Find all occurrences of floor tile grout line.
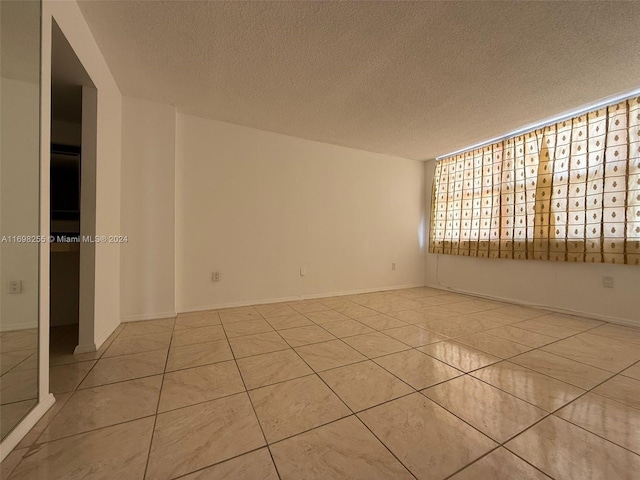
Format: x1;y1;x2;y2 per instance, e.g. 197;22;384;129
141;317;176;480
267;322;423;478
219;313;284;480
7;289;638;478
168;445;270;480
18;324;129;451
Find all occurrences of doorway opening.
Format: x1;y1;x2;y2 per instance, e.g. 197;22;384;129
49;21;97;371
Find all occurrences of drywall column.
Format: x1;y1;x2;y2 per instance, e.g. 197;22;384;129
120;96;176;321
77;86;97;352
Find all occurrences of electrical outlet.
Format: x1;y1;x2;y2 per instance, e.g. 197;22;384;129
602;276;614;288
212;271;221;282
9;280;22;294
300;267;307;277
391;262;397;271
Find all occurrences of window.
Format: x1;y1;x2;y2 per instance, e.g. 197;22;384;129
430;97;640;265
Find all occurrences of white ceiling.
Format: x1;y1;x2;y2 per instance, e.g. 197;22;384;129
77;1;640;160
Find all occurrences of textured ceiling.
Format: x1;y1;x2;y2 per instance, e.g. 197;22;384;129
77;1;640;160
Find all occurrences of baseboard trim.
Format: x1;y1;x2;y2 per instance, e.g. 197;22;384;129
73;343;98;354
93;320;121;351
424;283;640;328
178;283;425;314
120;311;177;323
0;393;56;462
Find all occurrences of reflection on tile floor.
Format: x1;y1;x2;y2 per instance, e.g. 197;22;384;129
2;287;640;479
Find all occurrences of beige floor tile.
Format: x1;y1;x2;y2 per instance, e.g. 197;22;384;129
374;349;461;390
171;325;226;347
514;318;582;338
557;392;640;454
237;349;313;389
229;331;290;358
39;375;161;442
419;318;502;338
278;325;336;347
321;319;375;338
537;313;604;330
368;300;425;314
270;416;414;480
9;417;154;480
223;319;274;338
265;314;313;330
509;349;613;389
1;400;37;438
159;361;245;412
418;340;501;373
342;332;410;358
357;314;409;330
8;352;38;373
146;393;265;480
491;305;547;320
506;415;640;480
592;375;640;409
255;303;298;318
319;360;413;411
288;301;330;314
118;318;175;337
103;331;171;358
79;349;167;388
0;369;37;405
295;340;366;371
358;393;496;480
338;305;378;319
455;331;533;358
621;362;640;381
423;376;547;443
484;325;556;348
16;393;71;448
391;308;451;324
304;309;351;324
0;333;38;353
49;361;96;394
472;361;585;412
249;375;350;442
588;323;640;346
218;307;263;324
166;339;233;372
0;350;33;375
541;332;640;372
463;310;525;326
0;447;27;480
316;297;358;309
179;448;279;480
382;325;446;347
174;312;221;330
449;447;551;480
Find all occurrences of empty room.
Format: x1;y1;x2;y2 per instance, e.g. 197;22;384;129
1;1;639;479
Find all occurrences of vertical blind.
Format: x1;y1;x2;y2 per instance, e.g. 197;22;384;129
429;96;640;265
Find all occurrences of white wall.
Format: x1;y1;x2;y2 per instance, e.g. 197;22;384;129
120;97;176;321
176;114;425;312
0;78;40;332
424;160;640;325
42;0;123;350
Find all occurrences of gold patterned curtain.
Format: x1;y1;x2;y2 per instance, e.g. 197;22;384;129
429;96;640;265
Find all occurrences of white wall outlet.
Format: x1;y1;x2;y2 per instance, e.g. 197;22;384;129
300;267;307;276
602;276;614;288
212;271;221;282
391;262;397;271
9;280;22;294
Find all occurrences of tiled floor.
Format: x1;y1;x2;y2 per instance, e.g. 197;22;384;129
3;287;640;479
